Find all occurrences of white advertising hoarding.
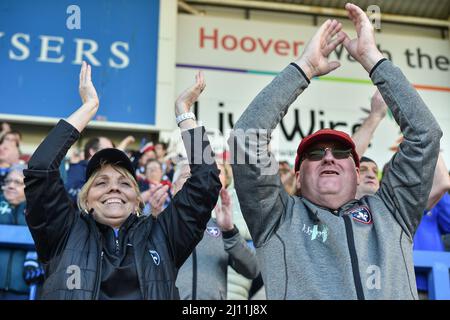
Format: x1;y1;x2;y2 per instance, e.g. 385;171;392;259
176;14;450;168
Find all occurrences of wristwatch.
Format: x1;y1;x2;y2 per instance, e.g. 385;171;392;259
176;112;196;126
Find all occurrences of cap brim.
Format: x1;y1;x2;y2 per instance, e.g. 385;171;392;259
295;131;359;171
300;133;354;154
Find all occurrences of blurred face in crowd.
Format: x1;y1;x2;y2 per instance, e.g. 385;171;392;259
296;141;359;209
0;141;20;166
155;143;166;160
139;150;157;167
3;132;21;145
356;161;379;199
2;170;25;206
145;160;163;184
84;164;141;228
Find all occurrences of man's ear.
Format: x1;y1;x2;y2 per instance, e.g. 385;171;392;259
295;170;302;191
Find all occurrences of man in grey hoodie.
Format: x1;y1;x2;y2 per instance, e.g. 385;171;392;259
228;3;442;300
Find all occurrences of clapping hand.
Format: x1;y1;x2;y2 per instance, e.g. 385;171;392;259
175;71;205;117
295;19;346;79
341;3;385;73
79;61;99;109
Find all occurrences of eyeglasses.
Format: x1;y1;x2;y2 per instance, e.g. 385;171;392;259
302;147;352;162
3;179;24;187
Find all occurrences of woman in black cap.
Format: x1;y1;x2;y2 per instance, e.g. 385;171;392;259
23;62;221;299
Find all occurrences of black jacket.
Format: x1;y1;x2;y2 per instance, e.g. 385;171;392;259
24;120;221;300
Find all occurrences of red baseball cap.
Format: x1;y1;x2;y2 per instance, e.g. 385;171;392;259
294;129;359;172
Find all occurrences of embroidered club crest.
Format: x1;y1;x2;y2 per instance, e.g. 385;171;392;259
206;227;221;238
348;206;373;224
149;250;160;266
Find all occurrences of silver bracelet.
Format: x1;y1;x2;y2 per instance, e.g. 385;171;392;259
176;112;196;126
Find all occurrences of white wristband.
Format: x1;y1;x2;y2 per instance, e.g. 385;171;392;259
176;112;196;126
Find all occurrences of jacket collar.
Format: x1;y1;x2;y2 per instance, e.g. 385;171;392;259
301;197;361;221
94;212;138;234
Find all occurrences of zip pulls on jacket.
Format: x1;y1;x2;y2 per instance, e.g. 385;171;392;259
113;228;120;254
302;198;366;299
343;214;365;300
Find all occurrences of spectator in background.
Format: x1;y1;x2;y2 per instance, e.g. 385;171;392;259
0;131;22;147
143;159;168;187
355;156;379;199
351;89;385;200
0;165;42;300
0;123;11;141
65;136;114;205
351;89;386;202
217;159;261;300
135;143;157;178
0;139;21;186
140;159;172;215
352;87;450;300
352;90;388;158
155;141;176;182
0;123;21;145
151;162;259;300
154;142;167;163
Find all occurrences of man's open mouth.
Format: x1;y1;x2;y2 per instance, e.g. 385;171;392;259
320;170;339;176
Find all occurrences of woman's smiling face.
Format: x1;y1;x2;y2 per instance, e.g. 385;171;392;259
86;164;139;228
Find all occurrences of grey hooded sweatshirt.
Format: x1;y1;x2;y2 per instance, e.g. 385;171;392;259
229;60;442;300
176;218;259;300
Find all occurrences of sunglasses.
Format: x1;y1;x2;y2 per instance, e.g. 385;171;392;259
302;147;352;162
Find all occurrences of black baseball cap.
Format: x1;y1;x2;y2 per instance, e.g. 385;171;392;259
86;148;136;181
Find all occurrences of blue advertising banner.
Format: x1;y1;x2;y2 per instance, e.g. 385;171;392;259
0;0;159;126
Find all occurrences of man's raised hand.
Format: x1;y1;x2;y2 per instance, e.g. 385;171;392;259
175;71;205;117
79;61;99;109
341;3;384;73
295;19;346;79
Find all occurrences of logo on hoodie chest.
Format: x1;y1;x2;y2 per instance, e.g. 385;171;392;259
302;224;328;243
347;206;373;224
